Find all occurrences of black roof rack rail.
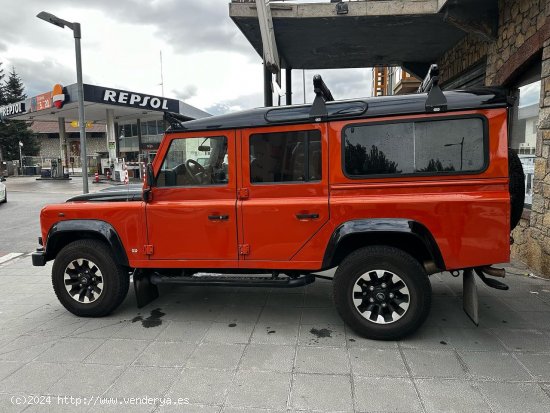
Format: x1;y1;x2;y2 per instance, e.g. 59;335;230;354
417;64;447;113
309;74;335;120
164;111;188;130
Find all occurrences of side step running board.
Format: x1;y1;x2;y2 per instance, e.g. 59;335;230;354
150;274;316;288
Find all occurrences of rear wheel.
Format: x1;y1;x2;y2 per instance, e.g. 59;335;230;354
52;239;129;317
333;246;431;340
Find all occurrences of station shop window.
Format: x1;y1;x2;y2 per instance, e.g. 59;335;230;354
141;120;165;137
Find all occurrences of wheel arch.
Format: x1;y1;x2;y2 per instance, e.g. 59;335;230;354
45;220;129;267
322;219;445;272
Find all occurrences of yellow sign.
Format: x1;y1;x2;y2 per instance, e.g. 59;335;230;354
70;121;94;128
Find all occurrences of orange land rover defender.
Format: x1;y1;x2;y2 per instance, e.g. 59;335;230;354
32;66;525;340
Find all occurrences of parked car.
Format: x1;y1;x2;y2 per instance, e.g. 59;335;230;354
0;177;7;203
32;66;524;340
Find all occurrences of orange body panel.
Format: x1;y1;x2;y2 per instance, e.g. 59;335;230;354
39;108;511;272
40;202;148;261
239;123;330;262
145;130;238;261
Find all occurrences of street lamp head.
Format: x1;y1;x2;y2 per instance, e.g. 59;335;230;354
37;11;80;38
37;11;67;28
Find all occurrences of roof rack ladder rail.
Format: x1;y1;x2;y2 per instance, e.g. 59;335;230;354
309;74;334;121
417;64;447;113
164;111;186;130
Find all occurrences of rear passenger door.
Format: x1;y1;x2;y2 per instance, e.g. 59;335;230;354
238;124;329;262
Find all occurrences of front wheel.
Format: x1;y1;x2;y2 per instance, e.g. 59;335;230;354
333;246;431;340
52;239;130;317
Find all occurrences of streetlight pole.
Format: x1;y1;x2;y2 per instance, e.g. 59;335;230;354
444;137;465;171
37;11;88;193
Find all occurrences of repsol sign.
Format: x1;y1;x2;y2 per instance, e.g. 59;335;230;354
103;89;170;110
0;102;25;118
82;85;179;113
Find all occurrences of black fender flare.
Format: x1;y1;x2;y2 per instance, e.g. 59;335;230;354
321;218;445;270
45;219;129;267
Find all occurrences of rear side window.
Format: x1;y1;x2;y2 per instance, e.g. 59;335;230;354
249;130;322;183
343;117;486;177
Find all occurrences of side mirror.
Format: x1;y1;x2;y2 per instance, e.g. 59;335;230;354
146;163;154;188
0;177;5;182
143;163;154;202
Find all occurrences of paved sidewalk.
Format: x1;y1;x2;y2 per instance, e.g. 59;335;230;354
0;257;549;412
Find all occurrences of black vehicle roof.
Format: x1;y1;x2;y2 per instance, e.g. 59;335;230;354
167;88;510;134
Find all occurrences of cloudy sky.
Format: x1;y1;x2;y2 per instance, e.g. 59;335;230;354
0;0;372;115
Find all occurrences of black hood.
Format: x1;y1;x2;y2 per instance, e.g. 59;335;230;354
67;185;143;202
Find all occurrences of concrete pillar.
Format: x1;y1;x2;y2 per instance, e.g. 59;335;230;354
285;67;292;105
264;63;273;107
106;109;117;162
58;117;67;170
136;118;142;159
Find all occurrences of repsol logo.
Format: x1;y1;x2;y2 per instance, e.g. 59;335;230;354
0;102;25;117
103;90;169;110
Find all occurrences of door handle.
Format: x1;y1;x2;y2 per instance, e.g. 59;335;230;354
296;213;319;220
208;215;229;221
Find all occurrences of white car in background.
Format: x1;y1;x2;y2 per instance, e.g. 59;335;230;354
0;177;6;203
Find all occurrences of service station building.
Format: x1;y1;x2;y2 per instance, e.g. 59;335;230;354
0;83;209;177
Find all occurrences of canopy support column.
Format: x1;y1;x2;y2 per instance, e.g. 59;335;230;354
286;68;292;105
264;63;273;107
58;117;68;173
106;109;117;162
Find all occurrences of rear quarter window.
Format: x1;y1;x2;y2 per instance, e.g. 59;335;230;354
343;116;487;178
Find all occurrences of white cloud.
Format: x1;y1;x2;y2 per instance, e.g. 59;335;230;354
0;1;373;115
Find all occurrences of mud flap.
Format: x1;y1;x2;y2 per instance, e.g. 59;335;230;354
462;268;479;326
133;270;159;308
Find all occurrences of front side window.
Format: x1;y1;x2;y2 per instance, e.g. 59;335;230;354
343;117;485;177
249;130;322;183
156;136;228;187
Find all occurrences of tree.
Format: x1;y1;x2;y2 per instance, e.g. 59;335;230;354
0;62;5;105
345;141;400;175
0;65;39;161
418;159;455;173
4;66;26;102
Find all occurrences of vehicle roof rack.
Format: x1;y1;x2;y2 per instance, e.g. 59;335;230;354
164;111;188;130
417;64;447;113
309;74;335;120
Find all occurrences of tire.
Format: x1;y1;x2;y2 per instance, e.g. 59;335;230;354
52;239;130;317
333;246;431;340
508;148;525;231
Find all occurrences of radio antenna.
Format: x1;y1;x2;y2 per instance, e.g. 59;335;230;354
159;50;165;97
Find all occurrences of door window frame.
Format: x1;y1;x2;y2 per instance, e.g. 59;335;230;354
241;123;328;189
151;131;235;190
341;114;489;180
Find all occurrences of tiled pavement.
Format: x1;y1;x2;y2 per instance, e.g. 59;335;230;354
0;257;549;412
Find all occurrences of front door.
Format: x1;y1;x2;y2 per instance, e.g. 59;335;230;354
239;124;329;262
146;131;238;262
